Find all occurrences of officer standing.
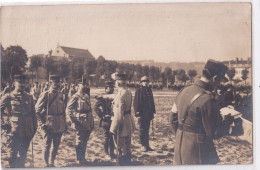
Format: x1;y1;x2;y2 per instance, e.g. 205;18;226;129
66;79;94;165
30;82;41;104
35;75;66;167
110;73;135;165
94;80;116;159
133;76;156;152
170;59;234;165
1;74;37;168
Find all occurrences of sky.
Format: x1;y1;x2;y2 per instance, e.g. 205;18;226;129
0;2;251;63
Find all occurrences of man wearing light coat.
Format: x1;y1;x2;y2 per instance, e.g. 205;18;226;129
110;73;135;165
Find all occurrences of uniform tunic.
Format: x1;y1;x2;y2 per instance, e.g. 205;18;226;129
94;93;116;155
110;88;135;158
66;92;94;161
172;80;224;165
1;91;37;167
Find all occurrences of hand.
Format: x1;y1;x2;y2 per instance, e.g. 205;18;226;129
137;117;141;124
74;120;82;128
2;123;11;132
223;114;234;126
41;124;50;132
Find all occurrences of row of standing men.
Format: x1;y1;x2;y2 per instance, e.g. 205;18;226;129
1;73;156;167
1;59;237;167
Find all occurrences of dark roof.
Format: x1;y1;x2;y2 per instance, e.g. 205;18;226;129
60;46;95;60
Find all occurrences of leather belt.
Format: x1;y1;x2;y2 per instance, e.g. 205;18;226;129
12;113;32;117
78;110;91;114
124;110;131;115
48;112;64;116
178;124;205;134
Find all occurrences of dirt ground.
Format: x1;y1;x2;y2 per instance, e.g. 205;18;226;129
1;90;253;168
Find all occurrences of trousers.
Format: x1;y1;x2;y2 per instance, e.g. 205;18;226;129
139;119;151;147
7;134;32;168
42;131;62;165
75;130;91;161
103;126;115;155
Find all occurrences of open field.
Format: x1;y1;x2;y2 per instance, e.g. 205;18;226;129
1;89;253;167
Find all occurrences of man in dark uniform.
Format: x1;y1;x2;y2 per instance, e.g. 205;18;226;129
169;59;234;165
134;76;156;152
35;75;66;167
1;74;37;168
94;80;116;159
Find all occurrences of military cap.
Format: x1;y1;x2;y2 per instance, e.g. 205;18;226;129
105;80;114;87
49;75;61;82
141;76;149;82
14;74;27;82
116;73;127;81
204;59;228;81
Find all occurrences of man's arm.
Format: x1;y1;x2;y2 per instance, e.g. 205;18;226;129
94;97;104;119
35;91;48;126
150;88;156;114
133;88;141;117
66;95;79;123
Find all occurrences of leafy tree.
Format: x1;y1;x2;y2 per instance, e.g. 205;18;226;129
188;69;197;83
164;67;172;84
29;55;44;81
227;68;236;82
143;66;150;76
2;45;28;81
57;58;70;81
176;69;189;83
149;66;156;81
42;56;56;79
241;69;249;84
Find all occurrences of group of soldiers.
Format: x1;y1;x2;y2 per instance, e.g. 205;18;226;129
1;59;245;167
1;71;157;167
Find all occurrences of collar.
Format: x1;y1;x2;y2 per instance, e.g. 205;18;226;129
194;79;211;91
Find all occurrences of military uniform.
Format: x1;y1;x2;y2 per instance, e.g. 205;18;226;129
170;60;233;165
94;93;116;157
110;86;135;165
133;78;156;150
35;79;66;166
30;85;41;104
66;91;94;163
1;76;37;168
61;85;69;107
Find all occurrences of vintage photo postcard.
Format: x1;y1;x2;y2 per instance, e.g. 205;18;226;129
0;2;253;168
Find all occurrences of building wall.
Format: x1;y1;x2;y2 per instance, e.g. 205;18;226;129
51;46;69;58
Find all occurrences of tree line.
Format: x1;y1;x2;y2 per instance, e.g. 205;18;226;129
1;45;250;87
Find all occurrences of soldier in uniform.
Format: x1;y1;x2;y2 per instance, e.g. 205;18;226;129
35;75;66;167
133;76;156;152
169;59;234;165
68;83;77;101
30;82;41;104
66;79;94;165
110;73;135;165
1;74;37;168
94;80;116;159
61;83;69;107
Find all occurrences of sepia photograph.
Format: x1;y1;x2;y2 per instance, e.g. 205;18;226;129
0;1;255;169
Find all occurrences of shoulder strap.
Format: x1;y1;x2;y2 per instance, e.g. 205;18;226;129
48;92;59;108
181;91;206;124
